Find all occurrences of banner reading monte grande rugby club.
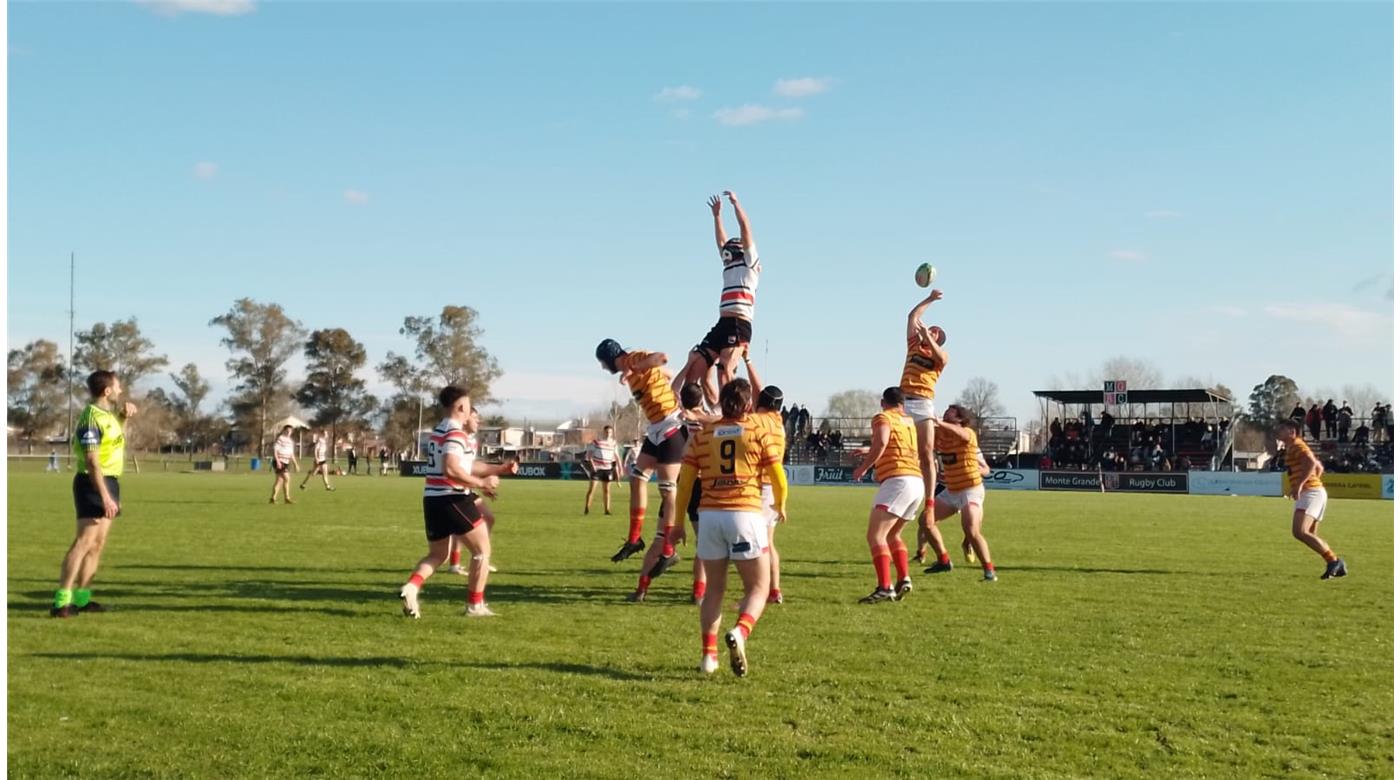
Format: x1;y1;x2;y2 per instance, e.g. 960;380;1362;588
1039;470;1188;493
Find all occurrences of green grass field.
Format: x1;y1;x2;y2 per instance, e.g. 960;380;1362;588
7;466;1394;778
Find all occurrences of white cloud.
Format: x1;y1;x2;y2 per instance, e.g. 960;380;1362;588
343;189;370;206
1107;249;1147;262
773;77;833;98
655;85;701;102
1145;209;1183;219
713;104;805;127
192;161;218;180
1263;302;1392;337
137;0;255;16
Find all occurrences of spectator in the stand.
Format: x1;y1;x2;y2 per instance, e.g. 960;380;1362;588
1099;446;1120;471
1338;404;1353;442
1080;407;1093;436
1386;405;1394;443
1131;419;1145;446
1305;403;1322;442
1354;422;1370;445
1323;399;1338;439
798;405;810;435
1038;452;1052;470
1149;442;1165;471
1153;419;1169;446
1176;453;1190;471
1201;419;1216;448
1050;417;1063;439
1289;403;1306;431
830;429;843;451
1372;403;1386;441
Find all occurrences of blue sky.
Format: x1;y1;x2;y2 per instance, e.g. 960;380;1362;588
8;1;1394;425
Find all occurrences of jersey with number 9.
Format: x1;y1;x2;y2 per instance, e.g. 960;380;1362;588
683;415;781;512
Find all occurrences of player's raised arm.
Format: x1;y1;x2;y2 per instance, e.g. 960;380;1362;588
708;195;726;252
907;289;943;340
726;191;753;250
853;419;892;483
741;347;763;411
623;351;668;373
918;324;949;370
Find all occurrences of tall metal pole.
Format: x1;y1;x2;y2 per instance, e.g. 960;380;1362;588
66;252;75;464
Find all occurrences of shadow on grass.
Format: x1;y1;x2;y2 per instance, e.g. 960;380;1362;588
461;660;657;682
31;651;410;667
995;565;1182;576
9;597;361;618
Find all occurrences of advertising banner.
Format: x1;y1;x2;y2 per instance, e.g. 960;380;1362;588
785;465;815;486
813;465;875;485
1321;473;1382;499
984;469;1039;491
1383;474;1394;501
399;460;431;477
1188;472;1283;497
1040;470;1188;493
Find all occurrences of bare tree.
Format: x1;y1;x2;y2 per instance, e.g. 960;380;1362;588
954;377;1006;426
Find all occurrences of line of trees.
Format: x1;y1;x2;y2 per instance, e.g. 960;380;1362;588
6;301;501;459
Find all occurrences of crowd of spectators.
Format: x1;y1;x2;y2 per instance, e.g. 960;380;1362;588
1278;399;1394;474
1043;409;1231;472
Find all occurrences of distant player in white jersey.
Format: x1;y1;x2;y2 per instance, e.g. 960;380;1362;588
398;386;517;619
299;431;336;492
680;190;759;394
583;426;619;515
268;425;298;504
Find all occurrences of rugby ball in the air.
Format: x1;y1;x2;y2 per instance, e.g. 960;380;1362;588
915;263;936;288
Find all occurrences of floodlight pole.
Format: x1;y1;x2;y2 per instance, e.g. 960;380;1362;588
66;252;75;465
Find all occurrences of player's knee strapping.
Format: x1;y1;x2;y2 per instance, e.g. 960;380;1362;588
657;480;676;495
630;465;648;481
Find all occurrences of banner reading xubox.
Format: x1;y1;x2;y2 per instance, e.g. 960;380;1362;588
984;469;1039;491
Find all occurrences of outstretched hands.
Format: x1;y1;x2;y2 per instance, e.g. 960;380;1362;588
708;195;722;216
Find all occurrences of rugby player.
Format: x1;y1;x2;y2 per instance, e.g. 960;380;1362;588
299;431;335;492
50;371;136;618
583;425;619;515
926;405;996;581
851;388;922;603
740;348;787;605
675;378;787;677
1279;420;1347;579
646;380;719;603
269;425;299;504
680;191;759;393
398;388;517;619
595;340;687;566
901;290;951;569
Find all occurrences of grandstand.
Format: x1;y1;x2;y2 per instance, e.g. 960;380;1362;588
1032;388;1235;471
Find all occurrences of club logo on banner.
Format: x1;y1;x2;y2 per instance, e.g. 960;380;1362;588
1102;379;1128;407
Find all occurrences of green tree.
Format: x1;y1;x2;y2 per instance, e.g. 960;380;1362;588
210;299;307;457
393;305;502;403
296;328;377;461
7;339;69;452
73;317;169;394
1247;375;1301;426
167;363;216;451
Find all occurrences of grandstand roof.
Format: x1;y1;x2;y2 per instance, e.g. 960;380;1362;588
1032;388;1233;405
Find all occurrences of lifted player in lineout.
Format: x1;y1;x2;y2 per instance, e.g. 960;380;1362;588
680;191;759;396
398;388;517;619
595;340;688;568
900;289;952;568
1278;419;1347;580
927;405;997;581
851;388;922;603
675;378;788;677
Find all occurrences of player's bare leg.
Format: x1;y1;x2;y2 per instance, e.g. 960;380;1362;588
602;479;612;514
700;554;769;677
961;502;995;581
861;507;904;602
584;479;598;514
767;524;783;604
1291;511;1330;558
399;536;451;618
629;464;681;601
913;420;947;568
923;501;960;574
461;522;495;616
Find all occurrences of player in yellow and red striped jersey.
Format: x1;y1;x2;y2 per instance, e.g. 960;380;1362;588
596;339;689;569
852;388;924;603
926;405;996;582
676;378;788;677
740;346;788;605
900;289;953;570
1278;419;1347;579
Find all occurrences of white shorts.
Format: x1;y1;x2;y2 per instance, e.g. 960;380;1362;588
1295;487;1328;522
697;510;769;561
936;484;986;513
760;484;779;527
874;476;924;521
903;396;937;423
